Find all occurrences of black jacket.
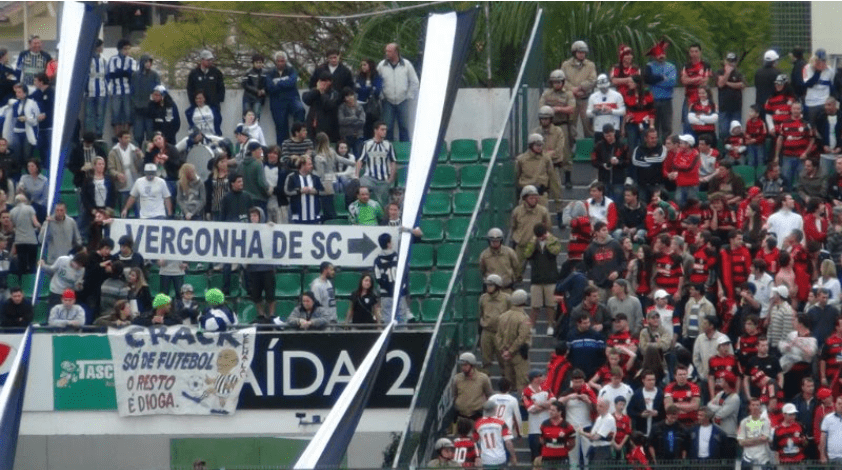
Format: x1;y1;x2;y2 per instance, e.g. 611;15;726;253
302;87;341;141
814;110;842;151
68;142;107;187
148;93;181;144
186;66;225;107
309;62;354;93
1;298;33;327
627;387;665;434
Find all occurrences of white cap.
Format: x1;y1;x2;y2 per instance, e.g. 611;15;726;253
764;49;779;62
679;134;695;146
772;285;789;298
717;335;732;346
653;289;669;299
782;403;797;414
143;163;157;173
200;49;214;60
730;120;742;132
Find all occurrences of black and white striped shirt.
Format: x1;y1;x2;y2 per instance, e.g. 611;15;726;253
285;172;323;223
360;139;396;181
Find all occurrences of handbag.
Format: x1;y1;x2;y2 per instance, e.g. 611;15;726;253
364;94;382;120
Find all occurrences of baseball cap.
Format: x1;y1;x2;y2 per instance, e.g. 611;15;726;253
62;288;75;300
654;289;669;299
717;336;732;346
764;49;779;62
816;48;828;60
725;52;737;62
528;369;544;381
181;284;194;293
153;84;166;94
782;403;797;414
679;134;695;146
771;285;789;298
200;49;214;60
144;163;157;173
818;387;833;400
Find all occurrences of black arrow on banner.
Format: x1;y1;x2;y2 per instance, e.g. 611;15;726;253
348;233;377;258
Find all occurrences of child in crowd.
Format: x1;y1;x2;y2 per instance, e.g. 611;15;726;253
744;104;767;167
723;120;747;165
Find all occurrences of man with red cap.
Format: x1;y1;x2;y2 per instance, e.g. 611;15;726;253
814;387;835;451
47;288;85;328
643;39;677;139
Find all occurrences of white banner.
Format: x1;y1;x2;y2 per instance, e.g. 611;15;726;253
109;219;398;267
108;326;256;416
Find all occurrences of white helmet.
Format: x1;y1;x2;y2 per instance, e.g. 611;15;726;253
596;74;610;89
458;352;478;365
485;274;503;287
434;437;455;451
549;69;566;82
487;227;504;240
521;185;539;198
571;40;589;53
539;106;554;119
511;289;528;306
528;133;544;146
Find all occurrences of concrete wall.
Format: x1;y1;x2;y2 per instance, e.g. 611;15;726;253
811;2;842;58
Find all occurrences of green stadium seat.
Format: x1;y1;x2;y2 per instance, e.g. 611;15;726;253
418;219;444;243
6;274;19;289
460;323;478;350
410;244;435;269
573;138;594;162
437;142;449;163
459;164;486;189
450;139;480;163
421;298;444;322
34;302;50;324
61;196;80;218
184;274;208;299
445;217;470;242
495;163;516;187
334;193;349;217
275;299;298;319
430;165;458;190
453;192;479;215
429;271;453;296
467;242;485;264
275;273;303;298
60;170;75;193
329;218;351;226
394;141;412;164
481;137;510;161
461;295;480;321
408;272;428;296
336;299;351;322
422;193;451;217
396;166;408;187
334;271;359;297
732;165;756;185
238;300;257;323
187;262;208;273
436;243;462;269
21;274;50;299
462;268;483;294
302;271;320;290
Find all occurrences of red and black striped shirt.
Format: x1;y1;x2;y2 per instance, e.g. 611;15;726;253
690;246;716;285
737;333;760;374
624;89;655;124
653;252;683;295
539;419;576;459
779;118;813;158
664;381;701;426
709;354;739;392
745;117;767;144
689;100;717;134
683;60;712;103
568;216;592;261
720;245;751;298
822;335;842;382
772;422;806;463
765;94;795;133
453;436;479;467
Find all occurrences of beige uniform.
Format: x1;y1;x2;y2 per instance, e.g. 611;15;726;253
478;290;512;371
515;149;558;202
479;245;520;288
538;88;577;153
532;123;568;198
495;306;532;389
510;201;551;274
560;57;597;137
452;369;493;418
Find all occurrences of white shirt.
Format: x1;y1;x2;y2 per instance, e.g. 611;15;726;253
590;413;616;447
829;115;838;149
586;88;626;131
765;210;804;248
130;176;170;219
749;273;775;318
821;412;842;459
697;424;713;458
526;388;552;434
113;142;139;192
598;383;633;414
566;393;594;428
489;392;523;437
738;415;771;464
642;388;658;436
586;197;614;225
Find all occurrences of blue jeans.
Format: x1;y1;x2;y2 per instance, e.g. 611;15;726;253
624;122;646;154
11;132;32;170
746;144;765;167
681;98;691;134
37;128;51;169
85;96;107;137
381;99;411;142
781;156;803;191
654;99;673;140
133;111;154;146
242;98;263;121
718;110;741;141
160;274;184;300
269;98;305;141
110;94;133;126
675;185;698;207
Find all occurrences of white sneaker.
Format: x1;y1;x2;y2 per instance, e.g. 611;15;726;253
546;326;554;336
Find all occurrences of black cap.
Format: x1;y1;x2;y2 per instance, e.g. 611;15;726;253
247;141;262;153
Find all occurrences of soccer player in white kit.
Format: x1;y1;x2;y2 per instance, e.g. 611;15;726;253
474;399;517;467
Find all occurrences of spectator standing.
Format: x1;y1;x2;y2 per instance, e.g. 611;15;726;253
285;155;324;224
630;128;667;202
627;370;664;436
773;402;808;465
579;398;616;463
355;59;383;140
737;398;773;468
108;130;144;208
680;43;712;133
187;50;225;110
241;54;266;118
17;35;51;89
567;313;606;379
338;87;365;154
241;142;269;213
40;253;86;309
373;233;410;324
815;97;842;176
245;208;276;321
9;194;39;275
756;50;782;122
643;39;677;139
130;55;160;145
0;48;18;105
524;223;561;335
587;75;626;141
377;43;419;142
312;132;344;220
474;399;517;467
561;41;597;138
70;133;107;189
121;163;172;219
716;52;745;138
79;156;117;239
687;407;725;461
765;194;803;248
38;202;81;265
775;102;815;190
106;39;136;138
706;371;740;460
1;83;39;169
266;51;305;141
523;369;553;460
820;395;842;464
355;121;396;208
310;49;354;94
310;261;337;325
590;124;628;202
648;405;687;463
583;221;624;300
176;163;205;220
148;85;180;145
623;74;655;154
280;122;314;165
803;49;835;124
558;369;597;469
185;91;222;138
303;71;341;142
31;73;54;168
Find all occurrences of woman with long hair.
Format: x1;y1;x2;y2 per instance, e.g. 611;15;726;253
176;162;205;220
355;59;382;139
627;244;654;310
688;86;719;147
287;291;329;330
622;74;654;153
741;202;766;253
346;272;380;325
205;155;230;221
815;259;842;305
126;266;152;315
184;91;221;137
94;299;133;328
18;158;47;221
80;155;116;239
312;132;338;220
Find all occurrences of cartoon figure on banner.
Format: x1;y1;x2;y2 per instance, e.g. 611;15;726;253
183;348;240;413
56;360;79;388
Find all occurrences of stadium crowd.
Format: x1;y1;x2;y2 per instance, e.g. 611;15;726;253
440;39;842;469
0;36;424;331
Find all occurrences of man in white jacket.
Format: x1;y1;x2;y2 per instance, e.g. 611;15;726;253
377;43;419;142
587;74;625;142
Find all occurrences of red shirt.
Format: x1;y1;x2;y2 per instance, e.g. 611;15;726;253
453;436;479;467
690;245;716;285
683;60;712;103
720;245;751;298
745;117;768;144
813;404;835;441
724;134;746;161
624;88;655;124
822;335;842;382
708;354;739;392
664;147;700;187
765;94;795;133
773;421;807;463
539;419;576;459
779;118;813;158
804;212;830;245
689;99;717;134
756;247;780;275
627;445;651;470
791;244;810;302
653;251;683;295
614;413;632;445
737;333;760;374
736;197;773;228
543;353;573;397
611;64;641;96
664;381;701;426
569;216;593;261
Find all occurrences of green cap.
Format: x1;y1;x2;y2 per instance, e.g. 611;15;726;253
152;293;172;309
205;288;225;306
